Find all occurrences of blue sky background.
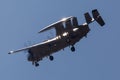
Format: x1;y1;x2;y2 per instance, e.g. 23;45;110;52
0;0;120;80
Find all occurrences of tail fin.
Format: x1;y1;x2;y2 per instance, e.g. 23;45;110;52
84;12;93;24
92;9;105;26
84;9;105;26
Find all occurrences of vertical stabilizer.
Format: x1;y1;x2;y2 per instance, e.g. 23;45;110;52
92;9;105;26
84;12;93;24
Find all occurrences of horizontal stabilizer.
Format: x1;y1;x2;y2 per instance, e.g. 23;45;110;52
92;9;105;26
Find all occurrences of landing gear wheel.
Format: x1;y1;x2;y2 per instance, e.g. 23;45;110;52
71;46;75;52
49;55;54;61
35;62;39;67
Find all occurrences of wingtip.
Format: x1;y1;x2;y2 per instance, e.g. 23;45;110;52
38;31;41;33
8;52;11;54
8;51;14;54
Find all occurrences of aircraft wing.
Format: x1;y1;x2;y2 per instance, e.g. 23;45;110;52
8;42;44;54
38;20;62;33
38;16;74;34
8;36;59;54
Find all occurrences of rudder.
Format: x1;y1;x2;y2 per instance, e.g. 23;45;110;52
92;9;105;26
84;12;93;24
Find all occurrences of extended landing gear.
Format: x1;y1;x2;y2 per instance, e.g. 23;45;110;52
49;55;54;61
71;46;75;52
32;61;39;67
35;62;39;67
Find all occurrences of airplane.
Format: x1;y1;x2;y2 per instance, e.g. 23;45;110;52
8;9;105;67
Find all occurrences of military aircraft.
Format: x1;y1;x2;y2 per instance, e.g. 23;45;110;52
8;9;105;67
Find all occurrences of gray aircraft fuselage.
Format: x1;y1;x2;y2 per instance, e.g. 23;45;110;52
28;25;90;62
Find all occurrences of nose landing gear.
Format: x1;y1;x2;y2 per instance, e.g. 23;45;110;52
32;61;39;67
35;62;39;67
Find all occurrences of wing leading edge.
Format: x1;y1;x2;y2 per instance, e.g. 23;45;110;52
38;16;74;36
8;36;59;54
8;42;44;54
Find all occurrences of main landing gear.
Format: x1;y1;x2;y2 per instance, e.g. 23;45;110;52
66;38;76;52
71;46;75;52
33;55;54;67
49;55;54;61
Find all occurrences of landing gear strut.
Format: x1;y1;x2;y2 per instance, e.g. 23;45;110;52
71;46;75;52
35;62;39;67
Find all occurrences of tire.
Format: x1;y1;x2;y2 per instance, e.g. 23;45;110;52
49;56;54;61
71;46;75;52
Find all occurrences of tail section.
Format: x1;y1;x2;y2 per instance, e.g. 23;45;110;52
84;9;105;26
92;9;105;26
84;12;93;24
